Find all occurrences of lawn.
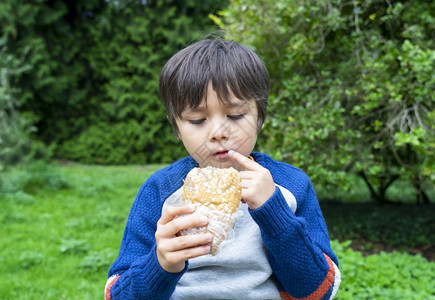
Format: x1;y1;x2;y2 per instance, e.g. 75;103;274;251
0;162;434;299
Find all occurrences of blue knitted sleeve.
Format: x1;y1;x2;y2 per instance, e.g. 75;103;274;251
249;164;340;299
106;177;187;300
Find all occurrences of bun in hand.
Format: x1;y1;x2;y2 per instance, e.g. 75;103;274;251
180;166;242;255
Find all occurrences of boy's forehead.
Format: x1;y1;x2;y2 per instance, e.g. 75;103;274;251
183;98;254;113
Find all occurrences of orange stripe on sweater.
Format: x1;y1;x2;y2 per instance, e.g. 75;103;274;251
280;254;335;300
105;275;120;300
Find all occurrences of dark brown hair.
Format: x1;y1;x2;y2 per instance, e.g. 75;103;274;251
159;38;270;134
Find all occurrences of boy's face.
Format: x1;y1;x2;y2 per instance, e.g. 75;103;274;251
175;84;259;170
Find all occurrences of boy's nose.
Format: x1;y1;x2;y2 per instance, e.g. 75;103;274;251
210;118;230;141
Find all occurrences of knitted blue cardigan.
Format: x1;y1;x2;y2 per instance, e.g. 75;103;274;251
106;152;340;299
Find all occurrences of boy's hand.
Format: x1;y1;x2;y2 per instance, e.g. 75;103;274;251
228;150;276;210
155;204;213;273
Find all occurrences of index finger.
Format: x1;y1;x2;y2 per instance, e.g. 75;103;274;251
159;203;195;225
228;150;263;171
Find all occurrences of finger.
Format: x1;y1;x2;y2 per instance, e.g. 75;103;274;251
228;150;263;171
163;244;211;265
176;244;212;259
160;213;209;237
159;203;195;225
238;170;258;180
165;232;214;252
157;240;211;273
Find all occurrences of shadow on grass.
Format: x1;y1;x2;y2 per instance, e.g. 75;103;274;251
321;202;435;261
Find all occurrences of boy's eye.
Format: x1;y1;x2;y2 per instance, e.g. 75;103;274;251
189;118;206;125
228;114;245;120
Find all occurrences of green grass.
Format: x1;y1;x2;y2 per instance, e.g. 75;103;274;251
0;162;434;299
0;162;163;299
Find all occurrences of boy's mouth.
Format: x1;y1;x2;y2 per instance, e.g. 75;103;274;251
214;150;229;158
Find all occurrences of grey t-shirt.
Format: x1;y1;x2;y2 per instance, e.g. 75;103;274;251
163;185;297;299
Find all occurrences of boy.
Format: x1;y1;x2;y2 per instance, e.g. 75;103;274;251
105;38;341;299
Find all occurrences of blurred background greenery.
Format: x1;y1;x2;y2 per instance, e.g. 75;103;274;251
0;0;434;299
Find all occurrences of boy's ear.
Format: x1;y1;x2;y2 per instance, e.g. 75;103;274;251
256;121;264;133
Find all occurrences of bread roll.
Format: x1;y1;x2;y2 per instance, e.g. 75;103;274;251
180;166;242;255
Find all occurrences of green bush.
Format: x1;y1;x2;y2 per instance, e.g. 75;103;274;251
0;37;56;197
217;0;435;202
1;0;228;165
0;38;33;171
58;120;188;165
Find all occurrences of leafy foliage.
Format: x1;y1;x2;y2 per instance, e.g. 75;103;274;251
0;38;33;170
1;0;432;203
217;0;435;202
0;37;54;197
0;0;226;164
332;240;434;299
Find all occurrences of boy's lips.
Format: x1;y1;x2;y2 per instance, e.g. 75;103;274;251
213;150;230;158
